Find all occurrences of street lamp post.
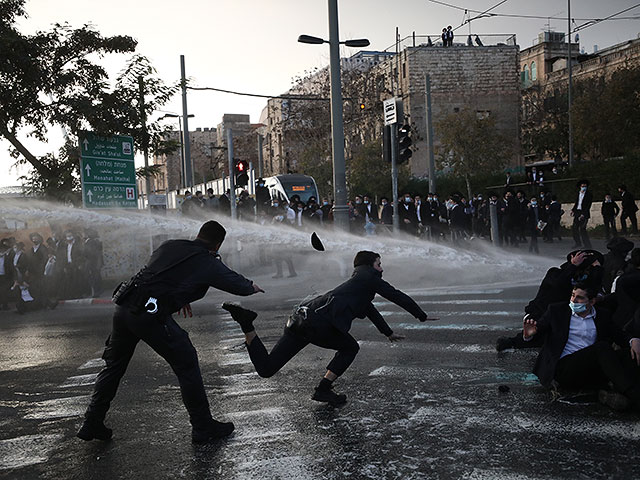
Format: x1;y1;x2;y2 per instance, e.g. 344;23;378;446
298;0;369;232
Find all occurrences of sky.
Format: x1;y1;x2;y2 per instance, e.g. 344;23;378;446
2;0;639;187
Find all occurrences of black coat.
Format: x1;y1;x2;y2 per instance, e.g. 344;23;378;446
380;204;393;225
601;201;620;219
301;265;427;336
133;239;255;314
524;262;580;319
28;244;49;278
364;202;379;223
572;190;593;218
620;191;638;214
532;303;628;387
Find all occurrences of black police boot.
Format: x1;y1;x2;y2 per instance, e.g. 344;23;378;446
77;420;113;441
222;302;257;333
192;419;235;444
312;379;347;407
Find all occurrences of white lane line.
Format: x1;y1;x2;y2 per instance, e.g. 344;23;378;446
234;455;317;479
23;395;90;420
374;299;529;306
218;353;253;366
0;434;63;470
379;311;520;317
78;358;105;370
357;340;496;353
58;373;99;388
394;322;515;331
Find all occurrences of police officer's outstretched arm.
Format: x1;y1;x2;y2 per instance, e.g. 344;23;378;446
204;255;263;296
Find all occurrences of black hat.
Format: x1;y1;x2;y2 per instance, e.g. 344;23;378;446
566;249;604;267
606;237;634;254
576;179;590;187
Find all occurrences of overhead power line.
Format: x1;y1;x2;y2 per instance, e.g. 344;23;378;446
426;0;640;21
187;85;330;101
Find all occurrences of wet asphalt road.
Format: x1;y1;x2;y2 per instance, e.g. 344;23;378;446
2;244;640;479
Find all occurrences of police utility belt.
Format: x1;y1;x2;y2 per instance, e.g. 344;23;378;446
112;250;200;315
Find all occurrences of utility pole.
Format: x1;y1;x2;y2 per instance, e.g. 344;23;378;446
425;74;436;195
257;134;264;178
138;76;151;206
391;122;400;233
180;55;193;188
327;0;349;231
567;0;574;167
227;127;237;220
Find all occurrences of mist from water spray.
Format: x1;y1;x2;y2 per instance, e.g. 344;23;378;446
0;199;555;297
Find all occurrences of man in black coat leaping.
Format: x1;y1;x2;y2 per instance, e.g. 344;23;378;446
223;251;435;406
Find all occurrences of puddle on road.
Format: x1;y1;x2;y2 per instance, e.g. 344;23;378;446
0;434;62;470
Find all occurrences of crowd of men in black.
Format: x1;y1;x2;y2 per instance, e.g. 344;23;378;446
179;180;638;256
0;228;103;313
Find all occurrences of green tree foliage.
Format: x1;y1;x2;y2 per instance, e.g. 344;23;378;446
435;108;512;200
0;0;178;201
522;66;640;161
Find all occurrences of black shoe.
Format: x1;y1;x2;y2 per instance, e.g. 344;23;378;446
192;419;235;444
77;420;113;441
598;389;630;412
312;387;347;407
496;337;514;352
222;302;257;333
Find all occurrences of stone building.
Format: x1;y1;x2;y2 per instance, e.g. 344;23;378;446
392;36;522;176
260;37;522;180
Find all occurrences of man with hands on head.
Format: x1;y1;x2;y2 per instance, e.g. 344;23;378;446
78;221;264;444
524;283;640;411
223;251;437;406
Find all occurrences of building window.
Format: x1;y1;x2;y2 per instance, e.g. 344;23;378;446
531;61;537;81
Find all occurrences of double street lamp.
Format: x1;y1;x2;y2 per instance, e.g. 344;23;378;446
298;0;369;232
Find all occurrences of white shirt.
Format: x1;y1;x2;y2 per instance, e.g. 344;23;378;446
67;242;74;263
13;250;22;267
577;190;586;210
560;308;597;359
0;255;5;275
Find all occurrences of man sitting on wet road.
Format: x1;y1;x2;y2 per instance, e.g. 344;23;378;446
77;221;264;444
524;284;640;411
223;251;435;406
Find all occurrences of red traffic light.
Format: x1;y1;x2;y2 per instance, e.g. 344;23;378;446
235;160;248;173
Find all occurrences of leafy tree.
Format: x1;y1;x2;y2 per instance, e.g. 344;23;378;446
0;0;178;201
435;108;512;200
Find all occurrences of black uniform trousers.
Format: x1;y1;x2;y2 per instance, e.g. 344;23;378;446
571;211;592;248
554;341;639;396
246;316;360;379
85;305;212;428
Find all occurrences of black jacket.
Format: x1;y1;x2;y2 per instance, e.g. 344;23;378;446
524;262;580;319
621;191;638;214
301;265;427;336
572;190;593;218
532;303;628;387
601;201;620;219
380;204;393;225
134;239;255;314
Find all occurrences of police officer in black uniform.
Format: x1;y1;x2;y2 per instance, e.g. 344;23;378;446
223;251;434;406
77;221;264;444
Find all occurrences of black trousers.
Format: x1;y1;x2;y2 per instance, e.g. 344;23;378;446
571;213;592;248
554;341;639;394
247;322;360;379
620;210;638;234
85;306;212;428
603;215;617;239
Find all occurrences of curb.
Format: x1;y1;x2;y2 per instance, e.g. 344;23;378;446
57;298;112;306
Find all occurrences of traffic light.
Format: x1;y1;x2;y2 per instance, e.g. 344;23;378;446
397;124;412;164
234;160;249;186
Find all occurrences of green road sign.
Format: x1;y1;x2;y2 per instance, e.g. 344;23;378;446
80;132;138;208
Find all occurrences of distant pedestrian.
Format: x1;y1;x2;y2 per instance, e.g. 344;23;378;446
618;185;638;235
446;25;454;46
601;193;620;241
571;180;592;249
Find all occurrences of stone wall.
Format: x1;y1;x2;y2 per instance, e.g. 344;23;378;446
397;45;522;176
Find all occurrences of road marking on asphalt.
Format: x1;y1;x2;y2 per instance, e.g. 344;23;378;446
218;352;253;366
374;298;529;306
0;434;63;470
394;322;515;331
22;395;90;420
58;373;99;388
78;358;105;370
